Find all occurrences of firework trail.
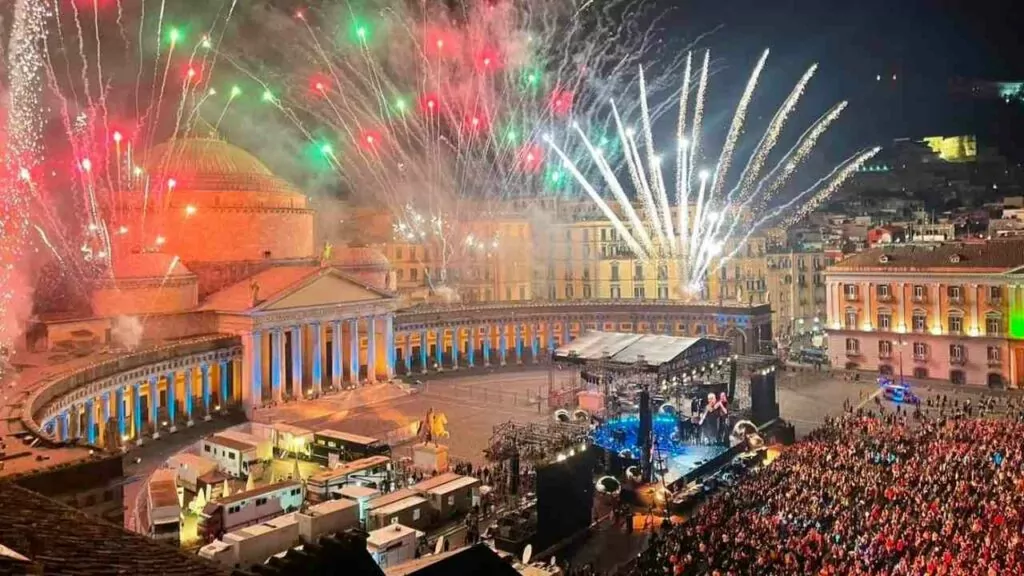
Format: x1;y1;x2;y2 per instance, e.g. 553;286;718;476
550;49;878;293
214;0;688;287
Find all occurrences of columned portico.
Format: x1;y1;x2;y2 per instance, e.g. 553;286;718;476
290;325;303;398
367;317;377;383
311;322;323;394
331;321;343;389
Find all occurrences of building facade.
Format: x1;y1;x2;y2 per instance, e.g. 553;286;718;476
825;241;1024;387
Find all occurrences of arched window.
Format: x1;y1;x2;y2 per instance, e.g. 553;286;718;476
950;369;966;385
947;310;965;334
912;309;928;332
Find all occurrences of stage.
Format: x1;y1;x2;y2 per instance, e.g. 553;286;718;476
591;414;729;486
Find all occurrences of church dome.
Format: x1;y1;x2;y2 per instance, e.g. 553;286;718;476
143;137;302;197
111;253;194;280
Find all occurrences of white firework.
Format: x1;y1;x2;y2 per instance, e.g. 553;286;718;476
547;49;881;292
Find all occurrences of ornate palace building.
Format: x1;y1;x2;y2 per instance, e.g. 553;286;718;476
824;240;1024;387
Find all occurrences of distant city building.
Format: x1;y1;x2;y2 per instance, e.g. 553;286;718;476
825;240;1024;387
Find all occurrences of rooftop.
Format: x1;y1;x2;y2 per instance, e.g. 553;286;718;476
426;476;481;495
0;482;226;575
309;455;392;482
366;523;419;548
830;239;1024;273
206;434;257;452
370;496;428;518
409;472;462;492
217;480;301;507
316;429;381;445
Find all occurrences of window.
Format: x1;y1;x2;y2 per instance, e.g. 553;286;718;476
505;287;512;300
633;285;646;299
877;284;891;298
228;452;236;460
390;517;399;525
988;346;1001;363
396;269;404;281
658;285;669;300
948;285;962;300
878;340;893;357
635;263;644;281
520;286;527;300
913;342;927;359
583;284;593;299
844;309;858;330
948;314;963;334
912;311;927;332
877;312;891;331
913;285;926;301
447;495;455;506
845;338;860;354
844;284;858;300
565;285;574;299
986;315;1002;335
411;268;419;282
204;445;210;453
395;247;403;260
610;285;621;299
658;265;668;281
913;367;929;379
255;497;268;506
413;508;421;521
950;370;966;385
291;488;301;495
611;263;620;281
989;286;1002;301
949;344;965;361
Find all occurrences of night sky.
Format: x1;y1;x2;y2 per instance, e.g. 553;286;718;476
660;0;1024;155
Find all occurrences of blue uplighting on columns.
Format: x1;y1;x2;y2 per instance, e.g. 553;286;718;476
367;317;377;382
251;331;263;406
385;315;395;379
468;327;476;368
547;322;555;353
563;321;570;346
166;372;177;429
531;324;539;361
404;336;412;373
132;382;142;441
291;326;303;398
499;324;508;366
183;368;194;424
482;325;491;366
149;376;160;437
311;322;323;393
451;327;460;369
85;398;96;444
435;328;444;370
60;411;70;442
271;329;283;401
219;361;229;408
515;324;523;364
420;330;429;374
116;386;126;440
201;364;211;419
349;318;360;384
332;321;343;389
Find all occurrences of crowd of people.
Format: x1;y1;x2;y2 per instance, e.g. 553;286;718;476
623;407;1024;575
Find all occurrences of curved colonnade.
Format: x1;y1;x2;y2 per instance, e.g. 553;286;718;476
27;301;771;449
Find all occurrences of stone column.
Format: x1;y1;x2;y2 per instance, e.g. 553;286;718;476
184;367;194;426
420;329;429;374
499;323;508;366
547;321;555;353
332;321;343;390
971;284;980;335
531;323;540;363
291;325;304;398
515;324;523;364
404;334;413;374
451;327;460;370
166;371;177;432
219;360;230;409
245;330;263;411
385;315;395;380
85;398;96;444
934;284;943;333
133;382;143;445
435;328;444;371
367;317;378;382
349;318;360;385
897;282;906;332
101;393;111;441
116;386;126;442
149;376;160;439
468;326;476;368
482;325;491;366
271;329;283;402
200;364;211;421
60;411;70;442
311;322;323;394
862;281;873;330
563;320;570;346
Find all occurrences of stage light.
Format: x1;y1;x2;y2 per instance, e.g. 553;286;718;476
556;453;567;462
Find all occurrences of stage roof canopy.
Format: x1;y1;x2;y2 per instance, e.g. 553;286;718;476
553;331;730;369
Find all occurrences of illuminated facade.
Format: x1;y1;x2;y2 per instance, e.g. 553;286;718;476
921;135;978;163
825;241;1024;387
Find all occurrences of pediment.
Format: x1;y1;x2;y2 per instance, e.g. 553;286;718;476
260;271;389;311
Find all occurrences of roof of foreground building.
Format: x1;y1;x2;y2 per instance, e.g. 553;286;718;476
0;482;226;576
830;239;1024;273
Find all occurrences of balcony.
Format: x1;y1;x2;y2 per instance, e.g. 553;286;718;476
876;293;894;303
988;357;1002;367
912;294;928;304
950;355;967;366
845;349;862;358
844;293;860;302
913;352;928;361
948;296;964;306
878;350;893;359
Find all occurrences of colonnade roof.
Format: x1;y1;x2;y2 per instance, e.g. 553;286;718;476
554;330;717;367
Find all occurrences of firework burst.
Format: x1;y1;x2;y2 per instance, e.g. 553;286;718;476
547;49;881;293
